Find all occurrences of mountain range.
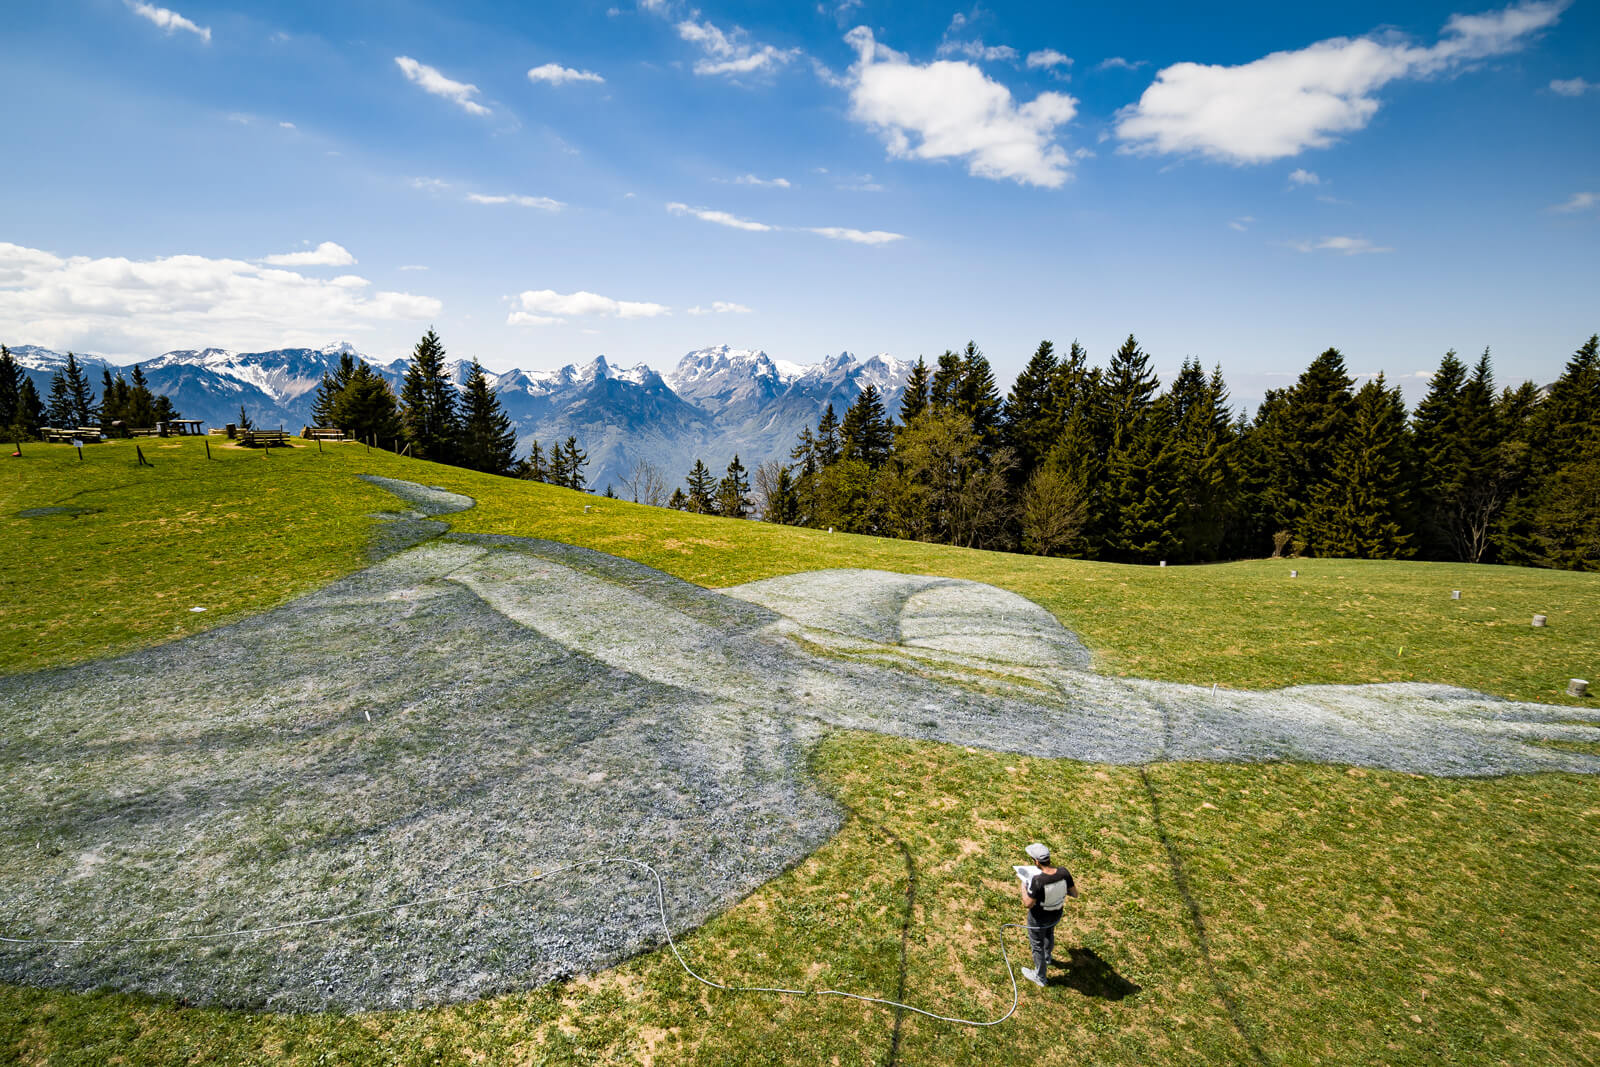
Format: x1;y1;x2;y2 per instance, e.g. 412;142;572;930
9;342;912;492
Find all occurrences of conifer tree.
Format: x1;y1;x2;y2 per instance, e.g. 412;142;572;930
841;384;893;467
561;436;588;490
521;440;548;482
311;353;358;426
685;459;717;513
717;454;752;518
0;345;20;432
98;369;117;426
458;360;519;475
1105;334;1159;449
956;341;1003;450
63;352;96;426
668;487;689;510
548;440;570;487
815;403;842;466
1302;375;1413;559
15;378;44;438
399;328;460;463
127;364;156;427
1412;349;1469;557
930;350;963;412
46;372;74;427
237;405;254;432
898;357;930;424
1000;339;1061;479
330;364;401;443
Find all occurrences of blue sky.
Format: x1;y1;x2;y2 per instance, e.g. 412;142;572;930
1;0;1596;407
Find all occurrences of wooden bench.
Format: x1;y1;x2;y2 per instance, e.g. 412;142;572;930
303;426;349;441
128;427;161;438
241;429;291;448
44;429;77;444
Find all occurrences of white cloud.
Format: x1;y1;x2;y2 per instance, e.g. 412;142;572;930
506;311;564;327
398;264;429;271
1550;76;1595;95
1292;235;1392;254
1551;191;1597;212
0;241;439;357
262;242;357;267
1289;168;1321;185
466;193;566;211
127;2;210;42
939;40;1019;63
806;226;906;245
279;121;297;130
1116;1;1567;163
676;18;799;77
686;301;754;315
527;63;605;85
731;174;792;188
844;27;1078;188
515;289;670;319
1229;216;1255;231
1097;56;1144;71
395;56;490;116
666;202;773;231
1026;49;1073;71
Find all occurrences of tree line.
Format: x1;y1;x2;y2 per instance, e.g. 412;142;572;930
0;347;184;438
667;334;1598;571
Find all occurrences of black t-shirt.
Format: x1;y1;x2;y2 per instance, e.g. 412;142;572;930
1027;867;1075;926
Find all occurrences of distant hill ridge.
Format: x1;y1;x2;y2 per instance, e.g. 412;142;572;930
8;342;912;490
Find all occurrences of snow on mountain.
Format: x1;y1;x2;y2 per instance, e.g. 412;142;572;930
7;340;913;490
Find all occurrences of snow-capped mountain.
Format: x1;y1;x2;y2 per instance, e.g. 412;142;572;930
8;341;913;491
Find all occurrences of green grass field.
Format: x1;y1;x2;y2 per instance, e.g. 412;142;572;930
3;438;1598;1065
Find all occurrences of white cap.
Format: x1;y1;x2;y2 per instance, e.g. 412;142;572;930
1025;842;1050;862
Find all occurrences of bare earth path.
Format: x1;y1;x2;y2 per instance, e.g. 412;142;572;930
2;479;1595;1012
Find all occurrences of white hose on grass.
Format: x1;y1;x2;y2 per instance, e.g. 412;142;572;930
1;857;1057;1027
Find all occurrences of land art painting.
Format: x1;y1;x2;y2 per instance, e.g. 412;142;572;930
2;480;1595;1011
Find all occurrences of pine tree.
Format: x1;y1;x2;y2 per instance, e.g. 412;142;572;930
685;459;717;514
957;341;1003;451
668;487;689;510
98;369;118;427
548;440;570;487
46;372;74;427
311;353;358;427
329;364;401;443
1302;375;1413;559
63;352;96;427
1000;339;1061;479
0;346;22;432
717;454;752;518
1411;349;1469;558
561;436;588;491
237;405;254;432
458;360;519;475
399;328;460;463
127;364;156;427
1101;335;1163;556
841;384;893;467
1105;334;1159;449
1262;348;1356;545
898;357;930;424
15;378;44;438
930;350;963;412
521;439;548;482
815;404;842;466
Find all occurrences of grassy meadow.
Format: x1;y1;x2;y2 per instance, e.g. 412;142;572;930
2;437;1598;1065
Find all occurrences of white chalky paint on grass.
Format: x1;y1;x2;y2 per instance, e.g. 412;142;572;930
1;481;1596;1013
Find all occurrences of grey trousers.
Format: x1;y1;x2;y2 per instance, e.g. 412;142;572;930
1028;913;1058;977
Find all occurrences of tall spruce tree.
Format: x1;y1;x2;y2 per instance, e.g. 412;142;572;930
15;378;44;438
63;353;96;427
1001;339;1061;479
841;384;893;467
521;440;548;482
127;364;156;427
898;357;930;424
685;459;717;514
46;372;74;427
815;403;842;466
458;360;519;475
561;436;588;491
330;364;401;443
1302;375;1413;559
1412;349;1469;558
399;328;460;462
717;454;752;518
956;341;1003;450
311;353;358;427
0;346;20;432
1268;348;1356;545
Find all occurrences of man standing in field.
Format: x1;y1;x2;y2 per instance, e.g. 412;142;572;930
1019;841;1076;988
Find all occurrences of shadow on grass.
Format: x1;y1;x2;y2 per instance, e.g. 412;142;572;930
1052;946;1141;1001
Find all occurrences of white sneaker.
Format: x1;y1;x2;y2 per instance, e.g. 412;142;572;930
1020;967;1047;988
